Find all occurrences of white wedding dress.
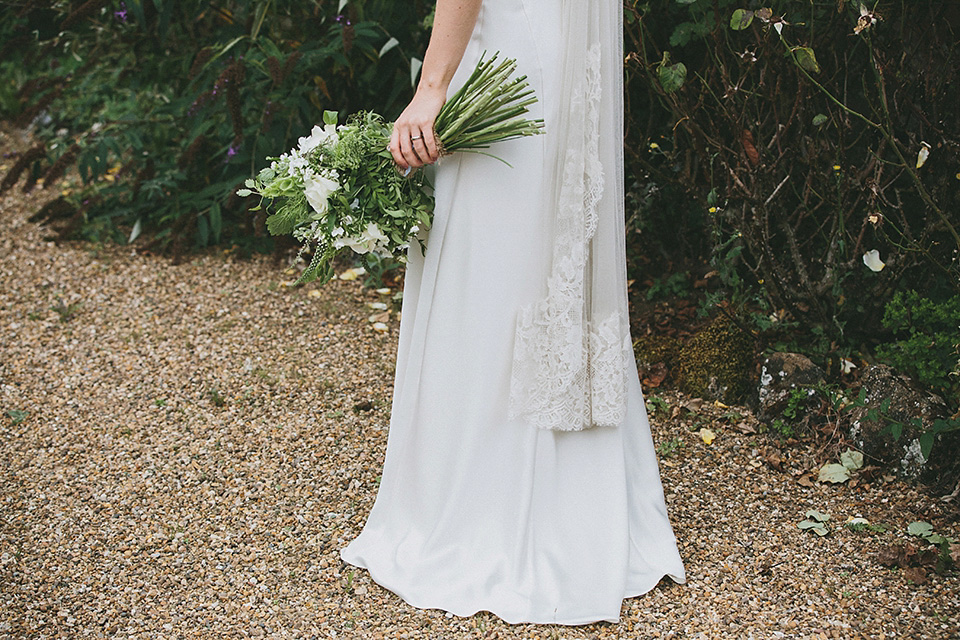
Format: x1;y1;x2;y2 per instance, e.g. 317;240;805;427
341;0;685;625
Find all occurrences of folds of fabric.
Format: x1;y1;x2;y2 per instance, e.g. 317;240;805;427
340;0;685;625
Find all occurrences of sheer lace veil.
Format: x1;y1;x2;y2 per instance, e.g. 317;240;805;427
509;0;630;431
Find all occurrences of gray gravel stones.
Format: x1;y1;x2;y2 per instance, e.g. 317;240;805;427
1;128;958;638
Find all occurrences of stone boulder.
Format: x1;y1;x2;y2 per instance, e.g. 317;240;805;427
757;352;826;423
849;364;951;479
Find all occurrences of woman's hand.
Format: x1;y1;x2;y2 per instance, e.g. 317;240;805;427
390;87;446;171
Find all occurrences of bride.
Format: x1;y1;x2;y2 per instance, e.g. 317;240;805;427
341;0;685;625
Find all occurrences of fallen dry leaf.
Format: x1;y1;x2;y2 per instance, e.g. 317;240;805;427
903;567;928;585
699;428;716;445
736;421;757;434
742;129;760;166
684;398;704;414
641;362;668;388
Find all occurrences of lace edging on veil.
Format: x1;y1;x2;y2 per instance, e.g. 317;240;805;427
508;1;630;432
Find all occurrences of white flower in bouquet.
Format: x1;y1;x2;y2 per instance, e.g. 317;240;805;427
286;152;310;177
241;53;544;285
298;123;338;155
303;169;340;215
337;222;391;255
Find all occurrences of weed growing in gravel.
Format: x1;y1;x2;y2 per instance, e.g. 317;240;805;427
656;437;685;458
645;395;670;416
845;520;887;535
207;388;227;407
5;409;28;424
50;297;80;322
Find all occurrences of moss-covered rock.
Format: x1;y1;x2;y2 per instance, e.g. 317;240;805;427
675;315;755;403
633;334;682;368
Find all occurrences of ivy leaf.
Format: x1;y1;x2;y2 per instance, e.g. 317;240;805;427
813;114;828;126
793;46;821;74
730;9;754;30
818;463;851;483
908;521;934;538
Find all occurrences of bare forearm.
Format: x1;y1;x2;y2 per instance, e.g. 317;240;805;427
419;0;483;94
390;0;482;169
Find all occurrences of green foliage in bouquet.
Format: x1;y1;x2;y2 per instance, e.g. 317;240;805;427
243;110;433;285
240;54;543;285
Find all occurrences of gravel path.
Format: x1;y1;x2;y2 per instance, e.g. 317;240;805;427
1;127;958;639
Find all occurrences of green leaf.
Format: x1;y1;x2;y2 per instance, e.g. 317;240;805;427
410;57;423;88
196;214;209;247
908;521;934;538
236;188;253;197
891;422;903;441
323;110;338;126
818;463;850;483
658;56;688;94
209;202;222;244
793;46;821;74
840;449;864;471
813;114;828;126
730;9;754;30
127;218;142;244
919;432;935;460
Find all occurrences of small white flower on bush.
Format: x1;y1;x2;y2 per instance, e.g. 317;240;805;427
297;123;338;154
303;170;339;215
862;249;885;272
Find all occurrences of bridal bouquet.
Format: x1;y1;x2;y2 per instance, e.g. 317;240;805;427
239;54;544;284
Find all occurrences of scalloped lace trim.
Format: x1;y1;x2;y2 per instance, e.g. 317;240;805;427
508;43;627;431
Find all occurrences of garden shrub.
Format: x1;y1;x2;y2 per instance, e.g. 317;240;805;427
0;0;432;254
877;291;960;406
623;0;960;344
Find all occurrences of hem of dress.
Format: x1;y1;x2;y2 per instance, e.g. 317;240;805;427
341;546;685;626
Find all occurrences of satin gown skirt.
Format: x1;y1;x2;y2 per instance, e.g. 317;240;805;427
340;0;685;625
